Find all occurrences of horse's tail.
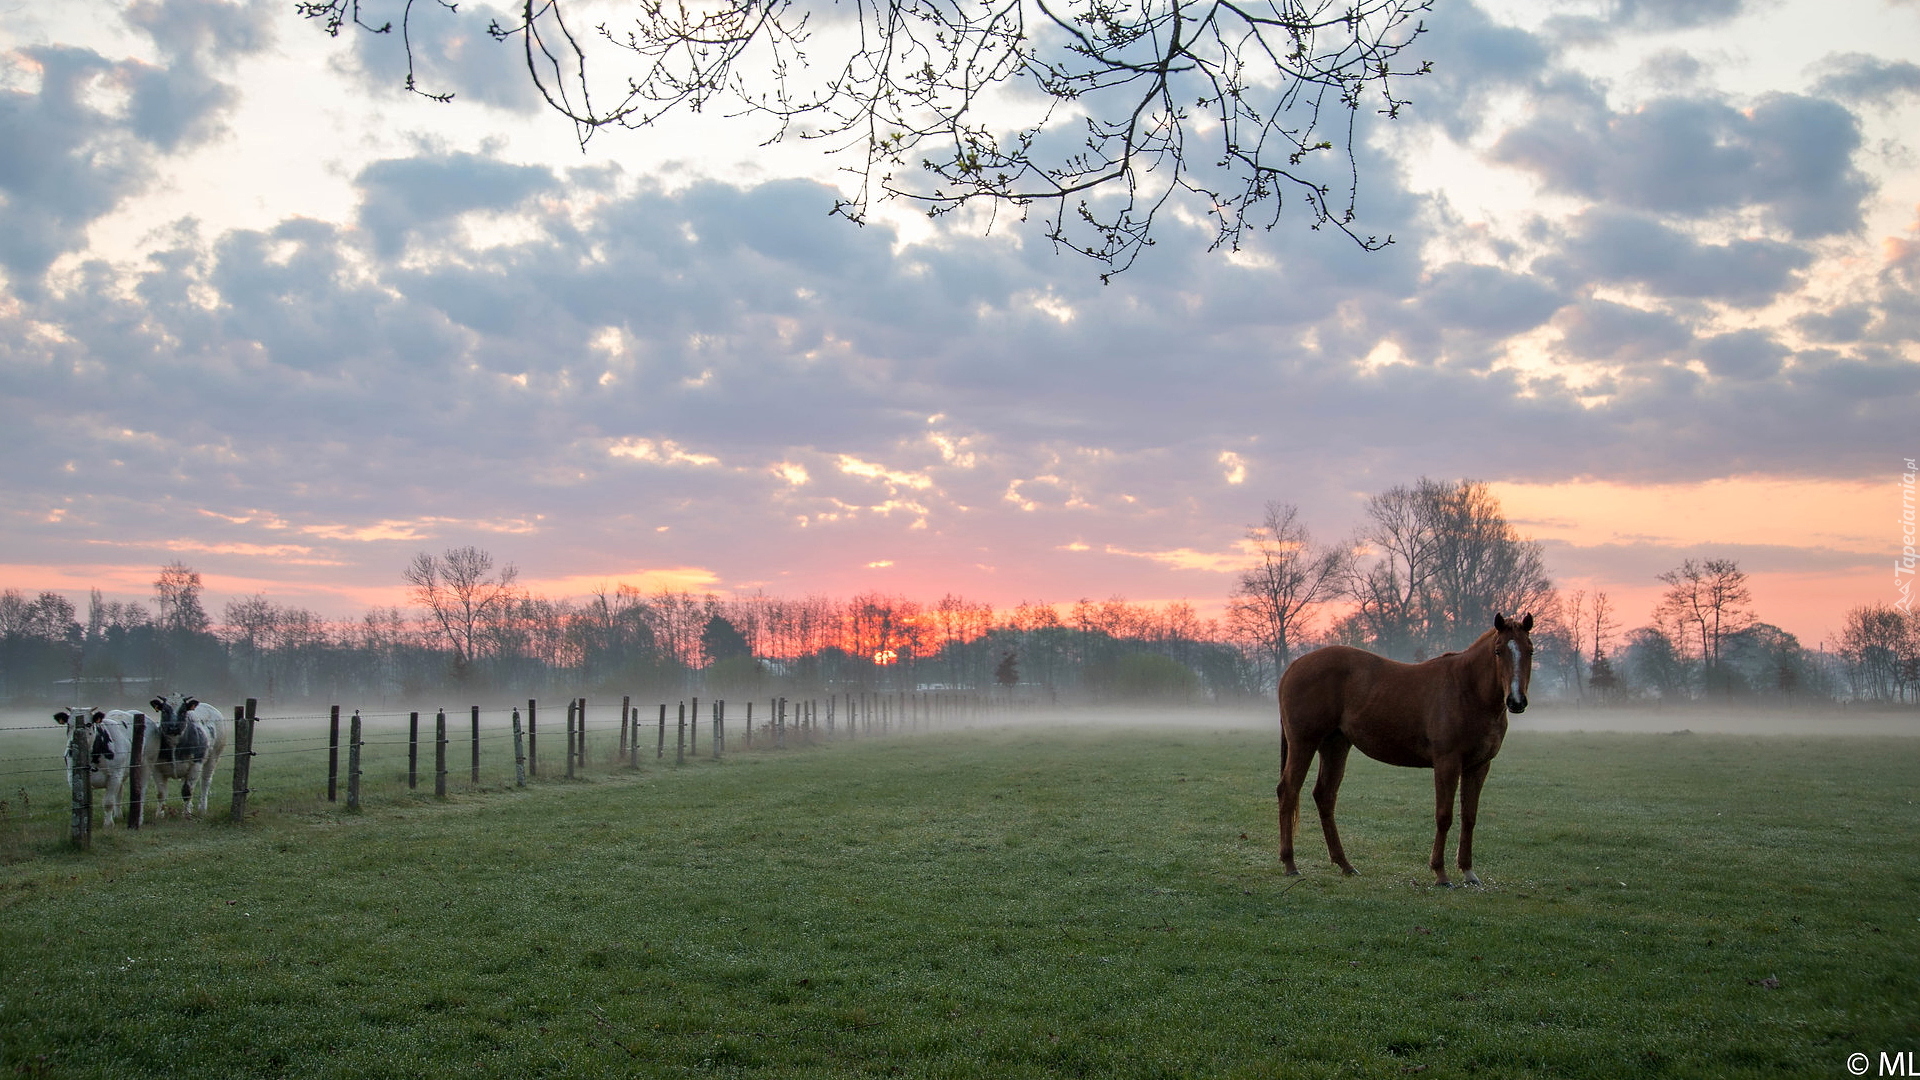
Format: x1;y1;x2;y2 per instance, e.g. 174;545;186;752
1276;679;1288;789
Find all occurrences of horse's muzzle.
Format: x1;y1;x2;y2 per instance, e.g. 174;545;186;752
1507;694;1528;714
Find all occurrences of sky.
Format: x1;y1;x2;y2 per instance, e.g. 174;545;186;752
1;0;1916;651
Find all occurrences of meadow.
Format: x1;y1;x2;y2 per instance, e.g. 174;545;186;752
0;708;1915;1078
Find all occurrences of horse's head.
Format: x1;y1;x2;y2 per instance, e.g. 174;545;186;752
1492;613;1535;713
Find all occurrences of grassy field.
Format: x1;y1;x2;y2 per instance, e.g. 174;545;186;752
0;717;1915;1078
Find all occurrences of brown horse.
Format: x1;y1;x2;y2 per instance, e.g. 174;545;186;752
1277;613;1534;886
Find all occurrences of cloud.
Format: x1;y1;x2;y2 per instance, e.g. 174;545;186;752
355;151;557;256
1406;2;1554;138
1539;208;1814;307
1552;299;1694;365
1695;329;1788;380
0;1;269;289
341;1;543;113
1544;0;1750;44
1810;52;1920;105
1493;90;1873;239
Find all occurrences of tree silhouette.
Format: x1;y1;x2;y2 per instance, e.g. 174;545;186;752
301;0;1433;276
994;649;1020;687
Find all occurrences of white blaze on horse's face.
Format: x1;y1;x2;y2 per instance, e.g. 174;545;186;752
1495;612;1534;713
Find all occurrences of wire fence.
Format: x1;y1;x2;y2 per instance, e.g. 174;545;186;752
0;690;1002;848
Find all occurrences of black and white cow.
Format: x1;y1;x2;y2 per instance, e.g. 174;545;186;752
145;695;228;817
54;708;139;827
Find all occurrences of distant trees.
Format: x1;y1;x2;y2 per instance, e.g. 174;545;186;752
404;546;522;682
151;562;225;688
1838;604;1920;702
1228;502;1341;679
1656;558;1754;696
1338;478;1554;662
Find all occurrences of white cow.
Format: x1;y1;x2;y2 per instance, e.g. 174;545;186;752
53;708;139;827
145;695;228;817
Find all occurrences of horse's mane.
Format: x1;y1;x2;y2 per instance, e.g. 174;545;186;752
1436;628;1502;660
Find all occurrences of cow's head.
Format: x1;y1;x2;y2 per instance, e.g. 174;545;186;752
150;696;185;739
56;709;111;771
54;708;105;728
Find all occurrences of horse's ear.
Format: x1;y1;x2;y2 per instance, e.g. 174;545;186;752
1520;613;1534;632
1494;613;1510;633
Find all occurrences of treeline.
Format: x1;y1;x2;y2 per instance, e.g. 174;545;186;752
1225;480;1870;706
1;557;1257;706
2;480;1909;709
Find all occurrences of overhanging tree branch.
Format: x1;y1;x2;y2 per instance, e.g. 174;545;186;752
302;0;1430;276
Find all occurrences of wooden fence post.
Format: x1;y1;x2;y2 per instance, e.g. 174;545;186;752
327;705;340;803
690;696;699;757
629;701;640;769
744;701;753;749
127;711;146;830
434;708;448;799
346;711;363;812
471;705;481;785
676;702;686;766
566;699;577;780
511;709;527;787
408;711;420;790
527;699;538;778
657;704;666;759
576;697;588;770
228;699;257;824
713;699;722;760
67;716;91;850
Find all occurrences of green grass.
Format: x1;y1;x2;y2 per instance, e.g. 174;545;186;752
0;723;1915;1078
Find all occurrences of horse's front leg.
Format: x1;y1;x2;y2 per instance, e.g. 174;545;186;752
1277;734;1316;876
1313;737;1358;876
1430;761;1461;887
1456;760;1492;885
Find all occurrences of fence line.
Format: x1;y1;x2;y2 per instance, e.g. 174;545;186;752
3;689;1005;848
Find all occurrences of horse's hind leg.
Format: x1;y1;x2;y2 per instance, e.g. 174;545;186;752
1277;732;1316;876
1456;760;1492;885
1313;736;1358;876
1430;761;1462;887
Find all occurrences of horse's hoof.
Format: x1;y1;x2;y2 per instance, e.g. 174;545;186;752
1283;867;1301;877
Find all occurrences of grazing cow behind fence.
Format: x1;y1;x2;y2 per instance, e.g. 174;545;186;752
146;696;227;817
54;708;138;827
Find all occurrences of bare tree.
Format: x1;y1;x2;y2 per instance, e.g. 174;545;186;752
404;546;522;679
1342;478;1550;659
1228;501;1340;679
1838;604;1917;702
1590;590;1616;663
1656;557;1753;695
153;561;210;636
301;0;1432;276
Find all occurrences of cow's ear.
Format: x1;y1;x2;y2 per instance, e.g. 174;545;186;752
54;711;70;725
1520;612;1534;632
183;698;199;711
150;698;166;711
92;711;106;722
